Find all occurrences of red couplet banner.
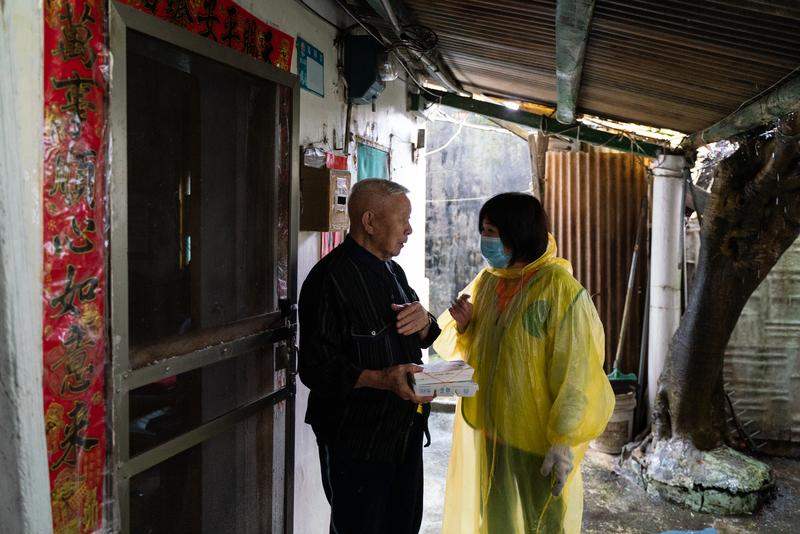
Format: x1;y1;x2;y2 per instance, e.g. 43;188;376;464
43;0;107;532
119;0;295;70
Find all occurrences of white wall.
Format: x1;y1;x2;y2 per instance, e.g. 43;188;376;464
0;1;54;533
236;1;429;532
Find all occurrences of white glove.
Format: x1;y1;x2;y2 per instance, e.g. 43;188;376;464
540;444;574;497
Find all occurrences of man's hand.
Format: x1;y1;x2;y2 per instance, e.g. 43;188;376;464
356;364;435;403
540;444;574;497
391;302;431;339
449;294;473;333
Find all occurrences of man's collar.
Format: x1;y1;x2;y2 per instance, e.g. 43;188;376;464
344;234;390;276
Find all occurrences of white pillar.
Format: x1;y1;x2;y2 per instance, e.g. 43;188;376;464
648;155;684;419
0;2;53;533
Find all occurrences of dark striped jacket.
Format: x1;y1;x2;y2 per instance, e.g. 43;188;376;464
298;235;440;463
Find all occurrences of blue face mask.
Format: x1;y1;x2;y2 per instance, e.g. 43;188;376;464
480;236;512;268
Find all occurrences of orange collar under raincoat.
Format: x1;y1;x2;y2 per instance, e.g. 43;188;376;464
434;234;614;534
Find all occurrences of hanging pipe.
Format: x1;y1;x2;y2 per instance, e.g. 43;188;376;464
343;99;353;156
376;0;468;96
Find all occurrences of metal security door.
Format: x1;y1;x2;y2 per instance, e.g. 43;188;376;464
109;3;299;532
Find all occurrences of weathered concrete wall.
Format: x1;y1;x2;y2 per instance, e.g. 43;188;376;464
425;110;531;329
426;118;650;377
0;1;55;533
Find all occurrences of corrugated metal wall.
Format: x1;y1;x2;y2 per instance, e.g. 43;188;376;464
724;237;800;452
545;151;649;375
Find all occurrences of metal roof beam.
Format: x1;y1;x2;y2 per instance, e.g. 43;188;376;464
681;75;800;149
426;90;663;158
555;0;595;124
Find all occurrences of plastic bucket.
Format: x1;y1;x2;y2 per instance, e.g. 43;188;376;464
590;389;637;454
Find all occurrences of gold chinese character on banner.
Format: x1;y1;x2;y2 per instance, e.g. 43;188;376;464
50;72;99;139
165;0;195;28
51;401;100;471
54;218;97;255
49;324;96;396
49;264;99;319
49;149;96;209
51;3;97;69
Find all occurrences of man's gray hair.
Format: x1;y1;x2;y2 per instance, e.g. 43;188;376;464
351;178;410;197
348;178;410;220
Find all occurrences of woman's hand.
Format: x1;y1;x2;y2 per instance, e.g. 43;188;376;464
449;294;473;333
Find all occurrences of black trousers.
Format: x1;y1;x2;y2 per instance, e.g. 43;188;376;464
317;412;425;534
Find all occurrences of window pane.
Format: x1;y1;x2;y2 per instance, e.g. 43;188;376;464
130;404;286;534
128;342;289;457
126;29;281;349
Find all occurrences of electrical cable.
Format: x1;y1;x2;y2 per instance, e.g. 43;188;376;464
425;195;497;204
426;119;465;156
394;53;443;100
293;0;343;30
332;0;385;45
440;120;513;135
426;188;531;204
432;108;513;135
331;0;447;102
731;66;800;117
385;25;438;54
620;131;660;160
620;133;656;172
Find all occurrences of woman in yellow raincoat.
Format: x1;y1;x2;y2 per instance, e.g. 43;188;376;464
434;193;614;534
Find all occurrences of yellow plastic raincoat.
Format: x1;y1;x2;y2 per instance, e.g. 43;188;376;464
434;234;614;534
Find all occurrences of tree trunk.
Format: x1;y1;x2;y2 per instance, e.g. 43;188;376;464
653;113;800;450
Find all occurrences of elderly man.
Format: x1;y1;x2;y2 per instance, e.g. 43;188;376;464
299;178;440;534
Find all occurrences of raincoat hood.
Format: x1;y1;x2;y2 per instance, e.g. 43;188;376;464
485;233;573;278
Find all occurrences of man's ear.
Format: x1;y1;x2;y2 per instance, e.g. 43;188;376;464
361;211;375;234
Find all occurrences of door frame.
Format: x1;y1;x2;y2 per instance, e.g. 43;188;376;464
108;2;300;531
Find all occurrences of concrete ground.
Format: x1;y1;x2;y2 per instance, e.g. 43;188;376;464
422;409;454;534
422;408;800;534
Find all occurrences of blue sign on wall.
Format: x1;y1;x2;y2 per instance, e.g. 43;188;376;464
298;37;324;98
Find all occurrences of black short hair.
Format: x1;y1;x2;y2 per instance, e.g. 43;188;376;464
479;193;549;266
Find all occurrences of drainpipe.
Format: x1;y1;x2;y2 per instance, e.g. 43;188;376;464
647;155;684;419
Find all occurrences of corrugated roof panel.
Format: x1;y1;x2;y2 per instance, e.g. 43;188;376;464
406;0;559;104
582;0;800;132
400;0;800;133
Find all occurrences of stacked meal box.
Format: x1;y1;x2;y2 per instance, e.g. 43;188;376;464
411;360;479;397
